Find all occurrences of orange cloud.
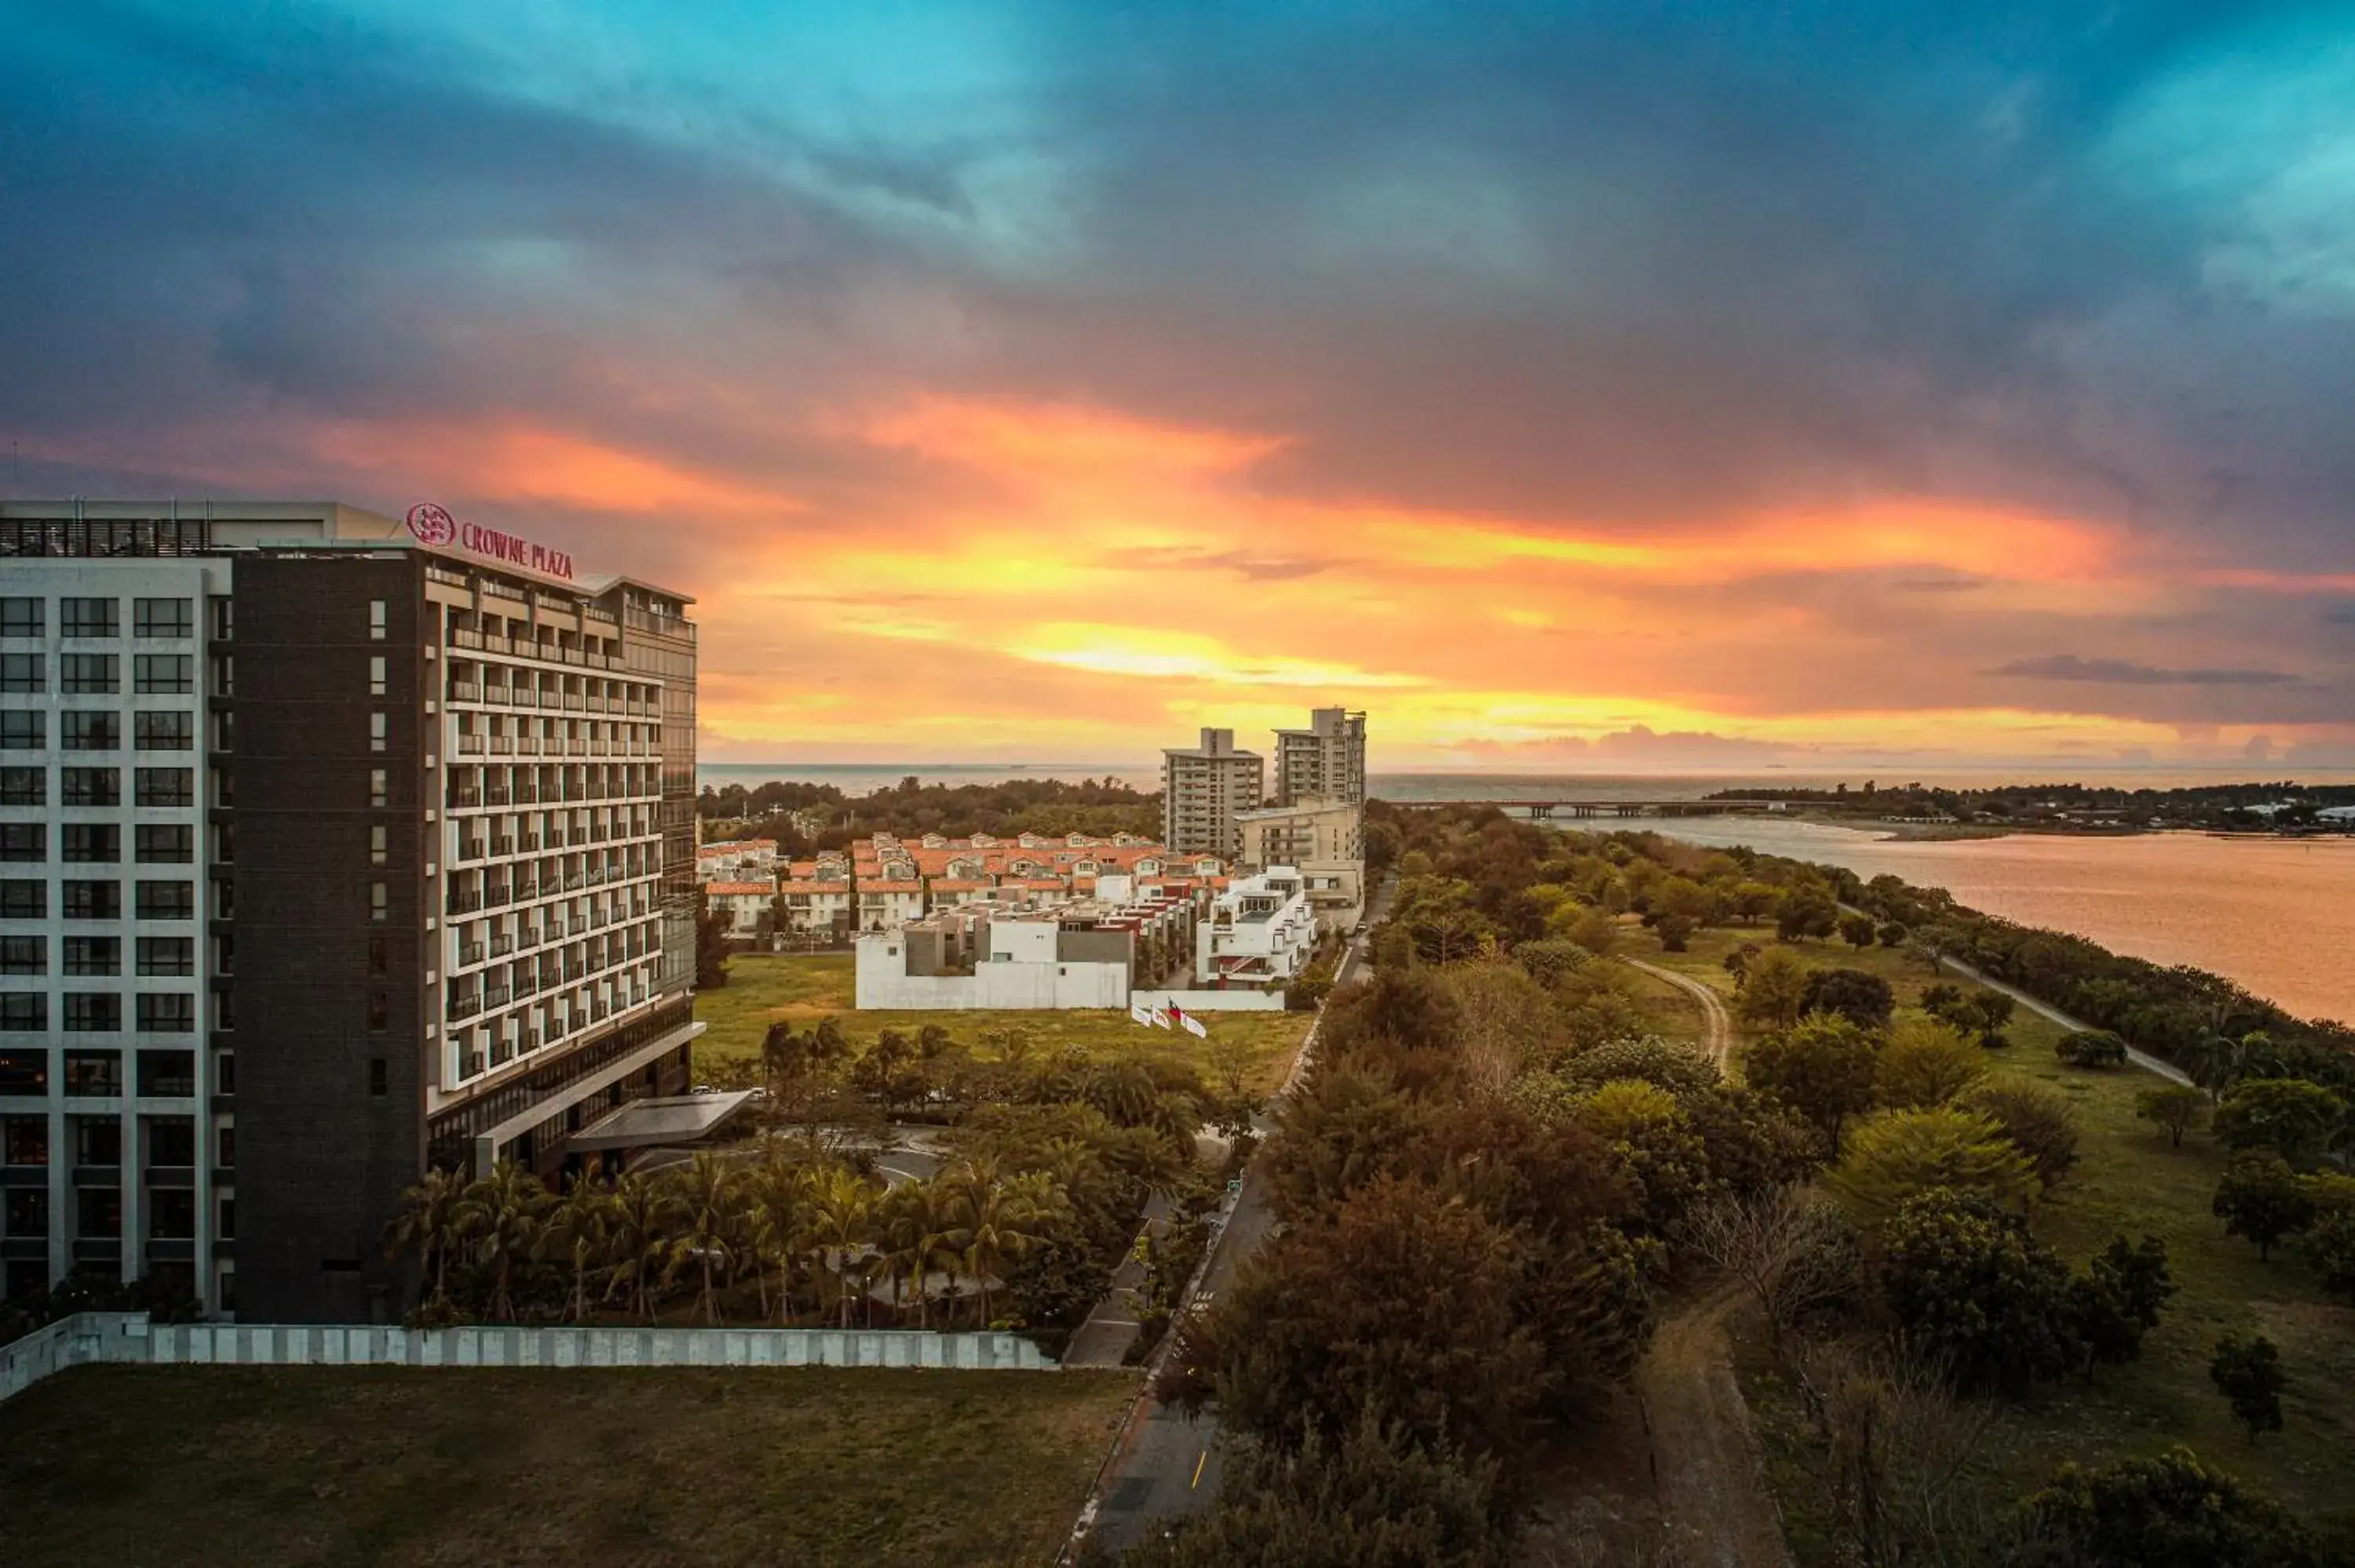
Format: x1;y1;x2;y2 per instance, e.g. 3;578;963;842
858;394;1287;479
314;421;797;516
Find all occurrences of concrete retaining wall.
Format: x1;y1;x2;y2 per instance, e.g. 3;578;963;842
1130;989;1287;1012
0;1312;1053;1406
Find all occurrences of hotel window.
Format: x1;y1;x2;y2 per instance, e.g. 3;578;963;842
61;654;118;695
370;881;389;922
0;712;45;750
0;881;42;918
0;653;42;692
64;993;122;1032
370;825;389;866
62;1052;120;1096
369;712;387;753
62;768;119;806
63;824;119;863
369;1056;388;1096
5;1187;49;1236
367;932;389;975
0;599;42;637
137;937;193;977
368;990;390;1030
0;768;42;807
210;596;233;640
2;1115;45;1164
370;768;389;808
134;654;193;694
0;824;42;862
135;768;193;808
0;994;46;1030
61;598;118;638
370;655;387;696
63;880;120;920
133;598;192;639
137;994;195;1034
134;712;193;751
66;937;120;976
78;1187;122;1238
62;711;119;750
135;881;195;920
0;936;42;975
136;825;193;864
369;600;388;640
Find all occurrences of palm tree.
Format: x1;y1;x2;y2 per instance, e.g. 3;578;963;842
384;1167;469;1304
741;1145;814;1322
879;1180;960;1327
947;1157;1050;1330
456;1160;553;1322
604;1170;680;1322
665;1151;743;1325
539;1170;614;1323
805;1166;881;1328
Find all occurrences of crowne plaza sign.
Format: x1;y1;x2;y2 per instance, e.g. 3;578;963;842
405;503;576;582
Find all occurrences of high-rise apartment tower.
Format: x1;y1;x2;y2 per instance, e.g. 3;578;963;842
1273;708;1367;808
1159;727;1263;862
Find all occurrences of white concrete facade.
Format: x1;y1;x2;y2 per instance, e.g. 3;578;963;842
1195;867;1319;989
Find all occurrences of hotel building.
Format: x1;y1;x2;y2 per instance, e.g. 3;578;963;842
0;501;701;1322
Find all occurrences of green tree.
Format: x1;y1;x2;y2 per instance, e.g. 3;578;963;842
692;887;730;990
2068;1234;2174;1377
1875;920;1909;948
2212;1078;2346;1169
456;1159;553;1322
383;1166;469;1305
1743;1012;1879;1155
539;1170;614;1323
1838;913;1878;949
1957;1079;2079;1190
1387;877;1497;965
1873;1016;1984;1110
2014;1446;2324;1566
1209;1175;1550;1456
2209;1334;2287;1444
1826;1108;2038;1223
2135;1084;2210;1148
1879;1187;2077;1391
1117;1415;1508;1568
1776;885;1839;941
2055;1030;2130;1068
1802;968;1896;1031
604;1169;683;1321
805;1163;882;1328
665;1150;744;1325
1734;946;1813;1030
2212;1155;2315;1260
1564;906;1619;959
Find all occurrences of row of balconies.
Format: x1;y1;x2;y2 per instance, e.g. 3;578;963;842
447;950;657;1022
444;869;653;916
444;684;655;717
445;627;630;669
454;735;653;758
451;823;655;862
445;779;657;808
455;915;657;972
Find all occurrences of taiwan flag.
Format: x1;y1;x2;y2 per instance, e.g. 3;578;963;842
1169;1003;1209;1038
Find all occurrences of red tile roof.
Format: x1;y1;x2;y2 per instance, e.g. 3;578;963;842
703;881;776;896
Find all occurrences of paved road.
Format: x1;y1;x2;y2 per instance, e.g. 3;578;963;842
1624;957;1734;1067
1076;872;1397;1557
1933;953;2193;1086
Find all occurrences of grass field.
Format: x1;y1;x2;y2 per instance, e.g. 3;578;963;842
1634;923;2355;1533
0;1364;1137;1568
696;953;1315;1096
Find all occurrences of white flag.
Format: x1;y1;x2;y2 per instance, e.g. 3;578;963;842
1151;1006;1173;1030
1129;1001;1154;1028
1178;1008;1208;1039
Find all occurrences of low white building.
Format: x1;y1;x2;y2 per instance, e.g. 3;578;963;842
703;881;776;940
856;879;926;932
1196;867;1320;990
778;877;853;934
697;837;780;883
1236;798;1365;932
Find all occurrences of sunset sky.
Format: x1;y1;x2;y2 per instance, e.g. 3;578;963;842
7;2;2355;772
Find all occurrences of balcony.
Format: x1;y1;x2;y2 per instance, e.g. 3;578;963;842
456;735;486;756
483;984;512;1008
447;683;480;702
447;993;483;1022
458;840;485;861
489;933;514;958
446;890;482;916
458;942;485;965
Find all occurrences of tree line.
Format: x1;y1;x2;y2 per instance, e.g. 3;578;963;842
696;775;1162;851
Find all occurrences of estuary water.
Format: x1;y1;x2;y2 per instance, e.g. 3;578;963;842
1605;817;2355;1027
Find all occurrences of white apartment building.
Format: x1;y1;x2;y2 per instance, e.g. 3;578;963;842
856;879;926;932
1274;707;1367;808
696;837;778;883
1162;727;1263;862
703;882;776;939
777;877;853;934
1236;798;1366;932
1195;867;1319;989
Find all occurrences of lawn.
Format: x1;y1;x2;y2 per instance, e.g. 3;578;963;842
696;953;1315;1097
1629;921;2355;1534
0;1363;1137;1568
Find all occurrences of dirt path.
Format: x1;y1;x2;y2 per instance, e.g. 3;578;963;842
1625;957;1733;1067
1634;1288;1793;1568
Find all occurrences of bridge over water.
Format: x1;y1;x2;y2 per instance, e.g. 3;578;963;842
1386;797;1795;821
